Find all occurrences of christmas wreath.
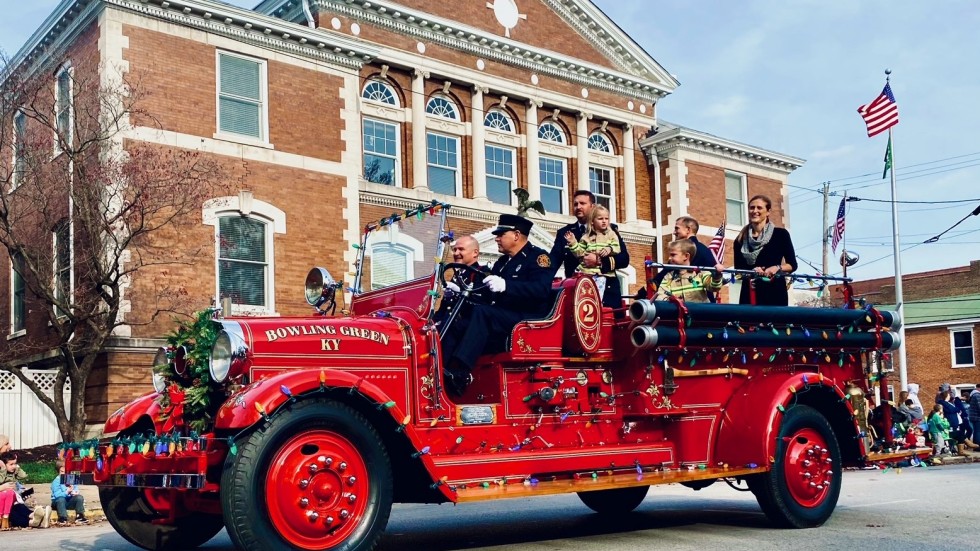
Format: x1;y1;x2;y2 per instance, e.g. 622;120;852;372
154;309;225;433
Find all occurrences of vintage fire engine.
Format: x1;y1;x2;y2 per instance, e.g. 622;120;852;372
66;201;918;551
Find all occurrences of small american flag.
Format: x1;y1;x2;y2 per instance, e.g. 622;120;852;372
708;222;726;263
831;198;846;252
857;82;899;138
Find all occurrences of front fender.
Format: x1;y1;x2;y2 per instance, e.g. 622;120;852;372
715;372;855;467
104;392;163;435
215;370;402;431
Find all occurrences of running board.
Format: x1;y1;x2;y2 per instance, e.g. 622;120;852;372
453;465;767;502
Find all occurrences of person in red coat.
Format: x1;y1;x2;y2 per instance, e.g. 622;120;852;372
733;194;797;306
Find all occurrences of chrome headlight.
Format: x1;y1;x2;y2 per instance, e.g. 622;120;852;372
305;267;338;306
151;346;170;394
209;321;248;383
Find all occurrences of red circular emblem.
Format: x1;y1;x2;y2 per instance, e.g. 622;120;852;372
574;277;602;353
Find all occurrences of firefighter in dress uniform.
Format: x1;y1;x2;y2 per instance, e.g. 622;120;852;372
441;214;553;396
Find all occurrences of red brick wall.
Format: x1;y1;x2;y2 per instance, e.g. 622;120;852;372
905;325;980;399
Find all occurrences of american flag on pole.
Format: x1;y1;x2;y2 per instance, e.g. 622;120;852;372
708;222;726;263
857;82;899;138
831;198;846;252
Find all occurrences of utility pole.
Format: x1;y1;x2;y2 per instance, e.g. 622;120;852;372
821;181;831;275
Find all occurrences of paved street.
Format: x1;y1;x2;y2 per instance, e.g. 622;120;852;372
3;464;978;550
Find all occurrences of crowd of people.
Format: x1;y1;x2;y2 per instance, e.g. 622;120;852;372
0;434;89;532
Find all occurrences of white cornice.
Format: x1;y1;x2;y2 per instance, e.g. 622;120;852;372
639;124;805;174
256;0;673;102
10;0;382;75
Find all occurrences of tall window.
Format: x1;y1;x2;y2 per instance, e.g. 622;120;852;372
726;171;747;227
539;157;566;214
951;327;975;367
10;253;25;333
486;145;514;205
426;133;459;196
589;166;614;214
13;111;27;187
55;64;73;151
53;221;71;315
218;216;269;309
217;52;266;140
363;119;398;185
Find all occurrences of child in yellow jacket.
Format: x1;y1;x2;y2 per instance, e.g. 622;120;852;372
655;239;723;302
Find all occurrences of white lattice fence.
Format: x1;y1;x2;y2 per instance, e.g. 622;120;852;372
0;369;70;449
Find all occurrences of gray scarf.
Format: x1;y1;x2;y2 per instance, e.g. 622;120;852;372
740;222;774;266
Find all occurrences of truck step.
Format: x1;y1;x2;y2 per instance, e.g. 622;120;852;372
453;464;767;502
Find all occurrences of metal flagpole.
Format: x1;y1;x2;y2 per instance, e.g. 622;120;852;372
887;121;908;391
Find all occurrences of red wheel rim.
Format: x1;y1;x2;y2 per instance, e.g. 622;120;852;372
782;428;834;508
265;429;371;550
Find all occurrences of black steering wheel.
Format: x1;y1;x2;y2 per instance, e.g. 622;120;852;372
440;262;488;291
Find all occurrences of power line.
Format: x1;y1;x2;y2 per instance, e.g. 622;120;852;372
846;196;980;205
923;204;980;243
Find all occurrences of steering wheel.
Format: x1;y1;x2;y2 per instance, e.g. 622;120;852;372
440;262;488;291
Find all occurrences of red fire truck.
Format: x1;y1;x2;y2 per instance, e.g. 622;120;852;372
66;201;918;551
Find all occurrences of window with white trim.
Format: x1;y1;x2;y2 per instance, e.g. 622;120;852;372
363;118;398;185
362;81;397;105
726;171;747;227
486;145;514;205
539;156;566;215
217;52;267;141
538;122;565;144
55;64;73;152
370;244;410;290
218;216;271;311
589;165;614;216
10;253;25;333
484;110;513;132
425;96;459;120
426;133;459;196
53;220;71;316
951;327;975;367
13;111;27;188
588;132;612;153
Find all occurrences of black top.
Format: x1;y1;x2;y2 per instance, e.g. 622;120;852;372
733;226;797;306
489;242;554;318
549;221;629;279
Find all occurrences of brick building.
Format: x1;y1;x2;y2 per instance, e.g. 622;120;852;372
844;260;980;398
1;0;803;434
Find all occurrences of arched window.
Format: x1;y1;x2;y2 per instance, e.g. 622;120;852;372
588;132;612;153
484;110;514;132
362;81;397;106
537;122;565;144
425;96;459;120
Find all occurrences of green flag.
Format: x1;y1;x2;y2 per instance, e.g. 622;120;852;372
882;135;892;179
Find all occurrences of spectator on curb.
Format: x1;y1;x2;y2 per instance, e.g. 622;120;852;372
0;435;10;454
899;398;924;423
907;383;923;411
927;404;951;457
970;384;980;442
51;459;88;525
1;451;29;530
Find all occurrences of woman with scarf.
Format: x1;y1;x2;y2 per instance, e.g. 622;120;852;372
733;195;797;305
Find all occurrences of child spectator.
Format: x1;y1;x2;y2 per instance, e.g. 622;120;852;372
1;451;28;530
654;240;723;302
51;459;88;525
565;205;620;297
899;398;924;422
0;434;10;454
927;404;951;456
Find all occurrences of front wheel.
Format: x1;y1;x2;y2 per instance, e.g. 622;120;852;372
100;487;224;550
748;405;842;528
577;486;649;514
221;398;393;551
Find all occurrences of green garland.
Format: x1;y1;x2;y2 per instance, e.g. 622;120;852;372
154;309;224;433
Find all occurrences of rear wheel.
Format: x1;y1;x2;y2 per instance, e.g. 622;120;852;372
221;398;393;551
577;486;649;514
100;487;223;551
748;405;842;528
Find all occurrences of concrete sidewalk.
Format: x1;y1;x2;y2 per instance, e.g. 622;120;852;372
23;480;103;521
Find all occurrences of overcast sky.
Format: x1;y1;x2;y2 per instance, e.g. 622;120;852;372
4;0;979;283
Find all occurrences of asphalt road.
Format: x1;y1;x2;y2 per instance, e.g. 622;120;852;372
5;464;977;550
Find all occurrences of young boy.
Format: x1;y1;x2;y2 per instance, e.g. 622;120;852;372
1;452;28;530
927;404;951;456
565;205;620;297
654;240;724;302
51;459;88;525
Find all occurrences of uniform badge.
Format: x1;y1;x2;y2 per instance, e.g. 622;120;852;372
537;254;551;268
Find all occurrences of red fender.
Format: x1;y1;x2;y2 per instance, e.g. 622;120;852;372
213;369;458;502
714;373;858;467
104;392;165;435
